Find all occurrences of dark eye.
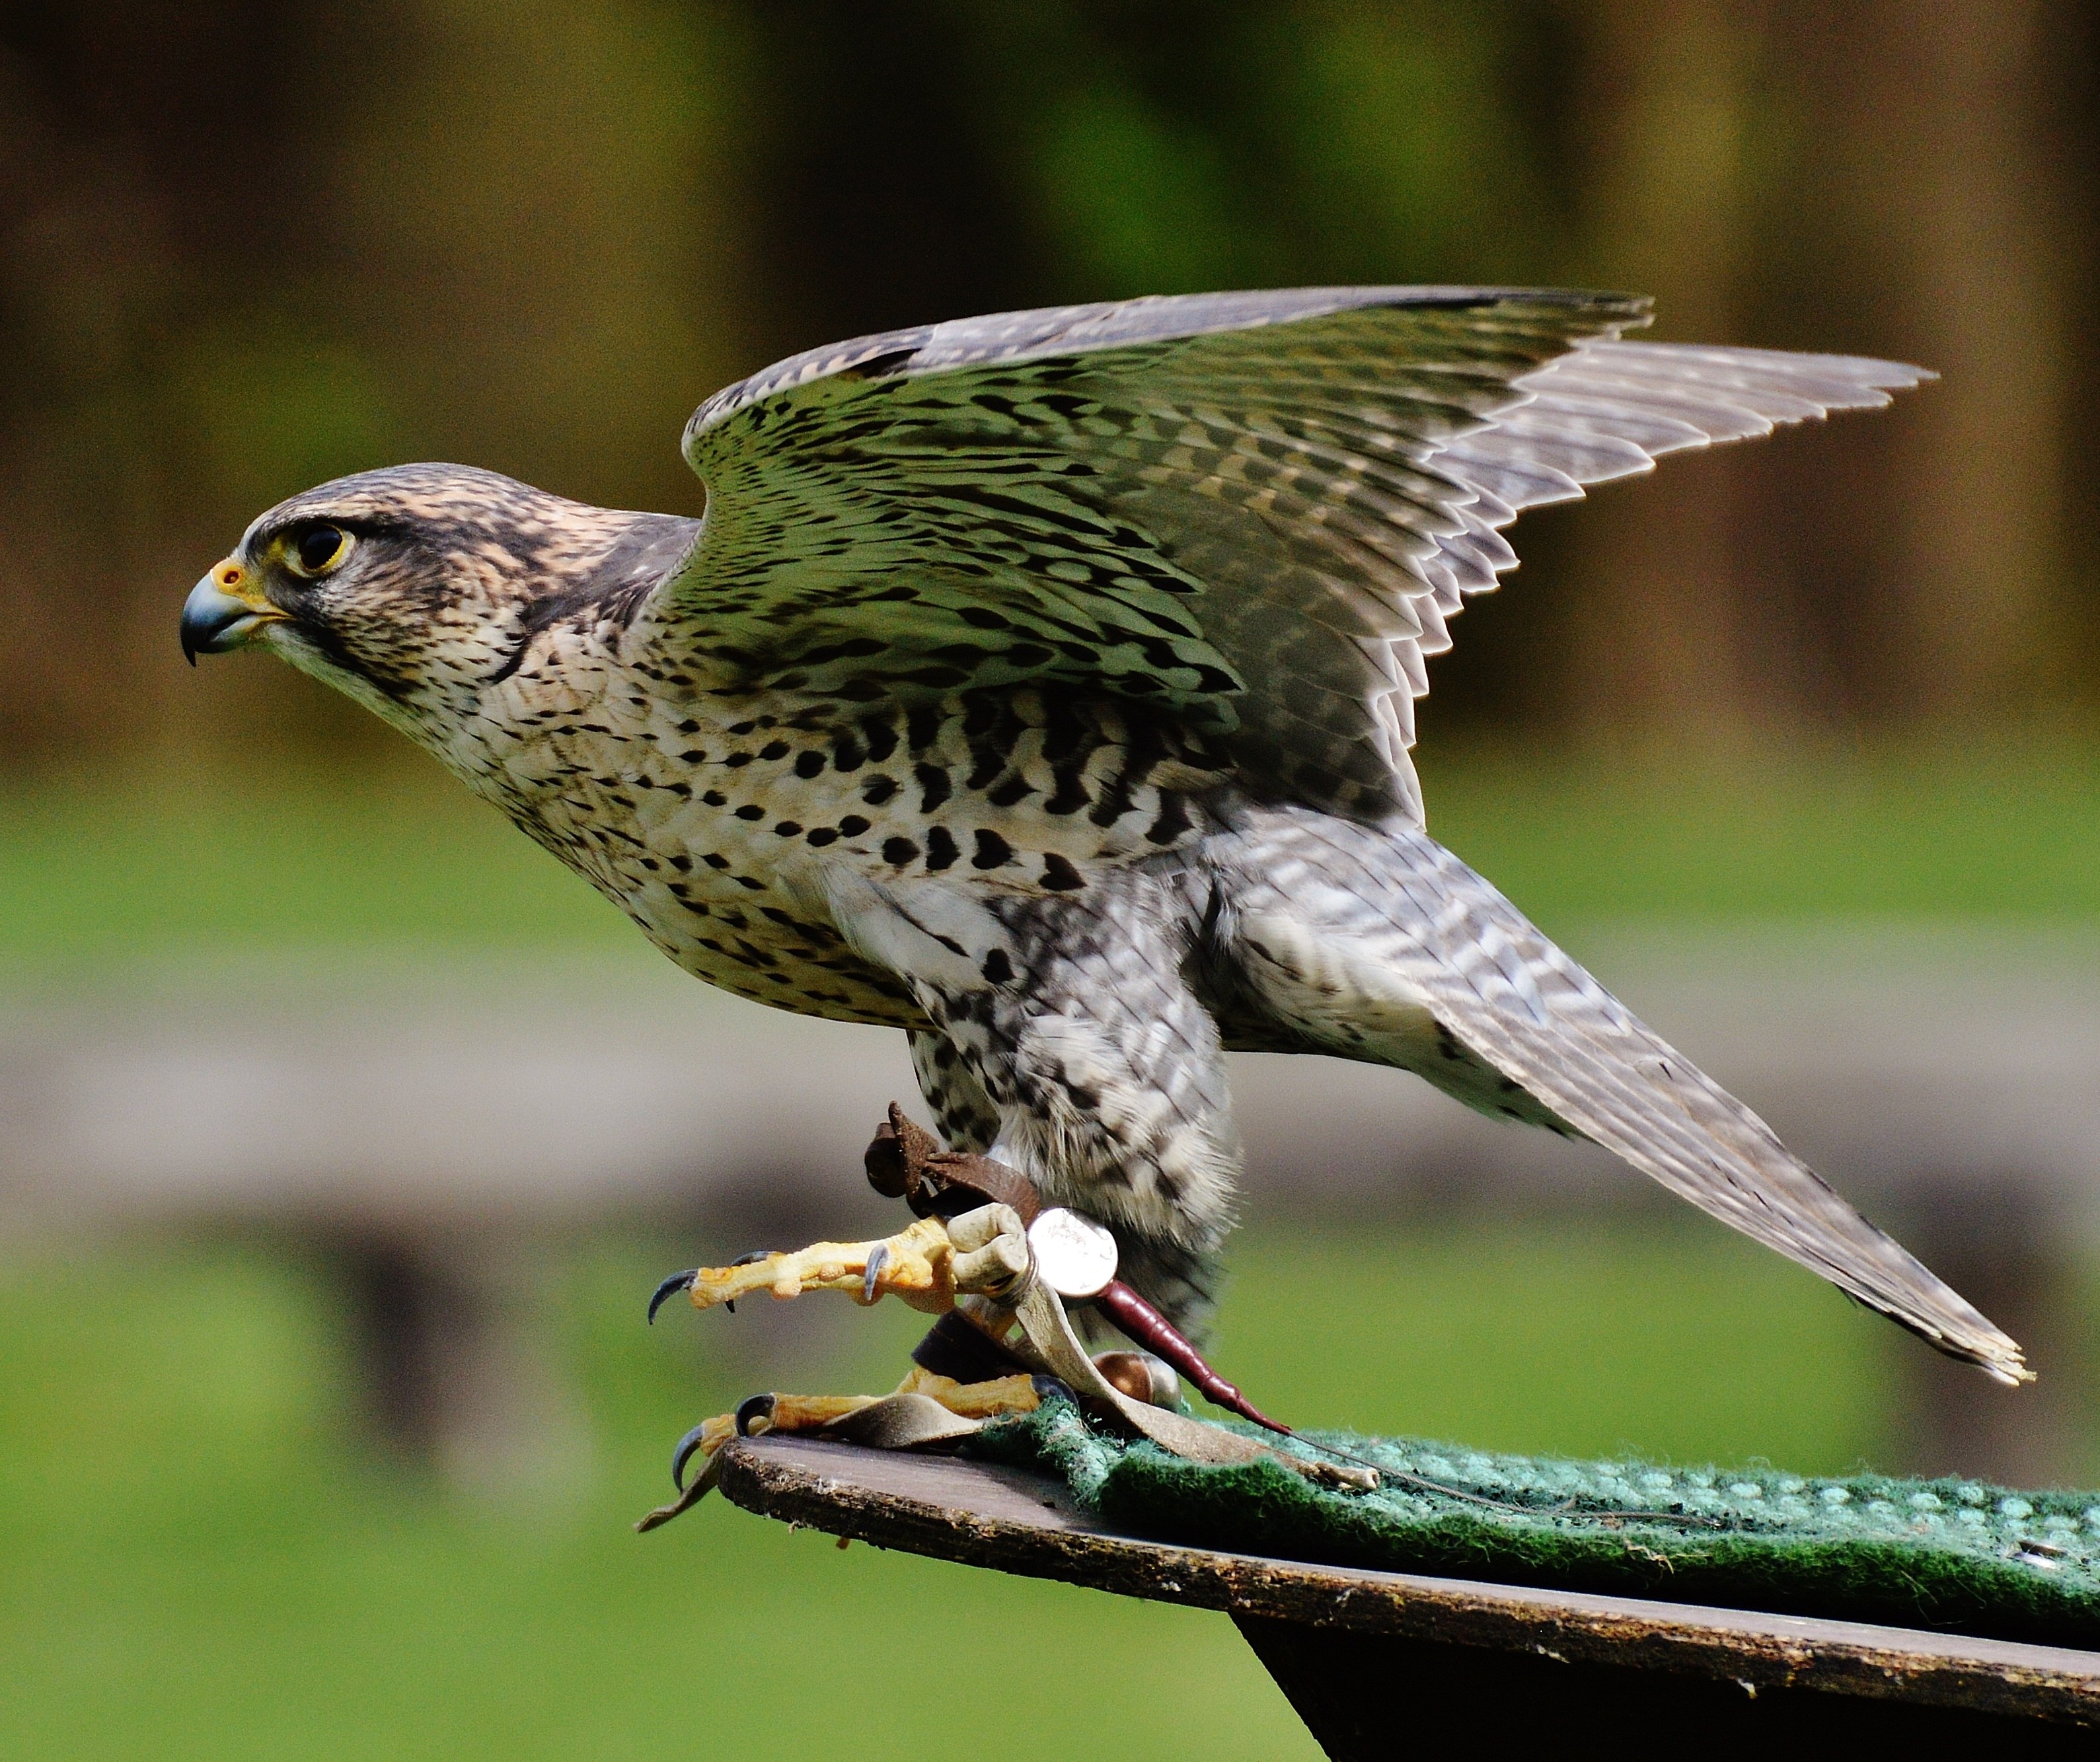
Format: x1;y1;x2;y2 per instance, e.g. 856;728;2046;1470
290;523;353;577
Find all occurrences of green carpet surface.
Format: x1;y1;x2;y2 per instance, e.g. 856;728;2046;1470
969;1401;2100;1650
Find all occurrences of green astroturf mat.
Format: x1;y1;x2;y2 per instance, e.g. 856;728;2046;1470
967;1401;2100;1650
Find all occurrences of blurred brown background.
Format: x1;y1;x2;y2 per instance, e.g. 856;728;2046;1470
1;8;2096;1759
1;0;2093;772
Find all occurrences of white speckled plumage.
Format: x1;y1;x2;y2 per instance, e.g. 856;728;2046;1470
198;287;2026;1382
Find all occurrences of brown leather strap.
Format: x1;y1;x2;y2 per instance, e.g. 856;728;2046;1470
922;1152;1042;1224
823;1393;983;1451
864;1103;942;1198
864;1102;1044;1224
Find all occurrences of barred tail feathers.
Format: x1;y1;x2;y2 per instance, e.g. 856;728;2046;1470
1209;809;2029;1385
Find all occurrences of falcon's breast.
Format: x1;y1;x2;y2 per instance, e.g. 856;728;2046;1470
469;667;1236;1026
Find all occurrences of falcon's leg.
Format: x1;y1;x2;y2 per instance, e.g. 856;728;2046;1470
640;1207;1061;1527
910;1027;1002;1154
854;869;1242;1342
646;871;1250;1524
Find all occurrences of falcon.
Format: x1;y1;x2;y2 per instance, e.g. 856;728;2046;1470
182;288;2027;1479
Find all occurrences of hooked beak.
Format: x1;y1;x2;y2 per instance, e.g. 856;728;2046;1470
180;558;283;665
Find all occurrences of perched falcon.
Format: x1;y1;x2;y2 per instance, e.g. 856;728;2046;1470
182;287;2027;1388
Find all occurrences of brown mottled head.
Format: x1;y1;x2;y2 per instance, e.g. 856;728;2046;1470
181;462;697;741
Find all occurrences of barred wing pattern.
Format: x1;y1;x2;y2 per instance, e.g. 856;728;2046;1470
654;287;1927;823
1215;809;2029;1385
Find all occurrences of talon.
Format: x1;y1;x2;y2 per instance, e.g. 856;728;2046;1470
735;1393;778;1437
861;1243;889;1305
648;1270;697;1325
1030;1373;1076;1409
641;1444;726;1530
671;1422;712;1490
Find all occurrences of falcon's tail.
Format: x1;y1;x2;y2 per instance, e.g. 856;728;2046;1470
1207;807;2031;1385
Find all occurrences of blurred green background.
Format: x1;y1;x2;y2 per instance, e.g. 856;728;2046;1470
2;1;2097;1756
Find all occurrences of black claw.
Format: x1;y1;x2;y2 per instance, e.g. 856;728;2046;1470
671;1422;711;1490
647;1269;697;1325
735;1393;778;1437
1031;1374;1077;1408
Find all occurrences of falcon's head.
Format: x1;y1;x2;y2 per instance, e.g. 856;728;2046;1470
181;462;696;742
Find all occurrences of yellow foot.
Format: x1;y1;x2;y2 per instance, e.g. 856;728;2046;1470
636;1362;1045;1532
693;1214;957;1314
639;1185;1372;1530
654;1206;1033;1323
638;1205;1164;1531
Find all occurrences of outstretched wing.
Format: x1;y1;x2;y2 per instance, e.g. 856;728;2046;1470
647;287;1928;824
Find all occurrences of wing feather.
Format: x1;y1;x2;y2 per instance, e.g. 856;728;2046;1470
1219;809;2030;1385
648;288;1930;823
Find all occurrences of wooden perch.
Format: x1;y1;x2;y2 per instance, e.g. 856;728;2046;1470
713;1434;2100;1756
